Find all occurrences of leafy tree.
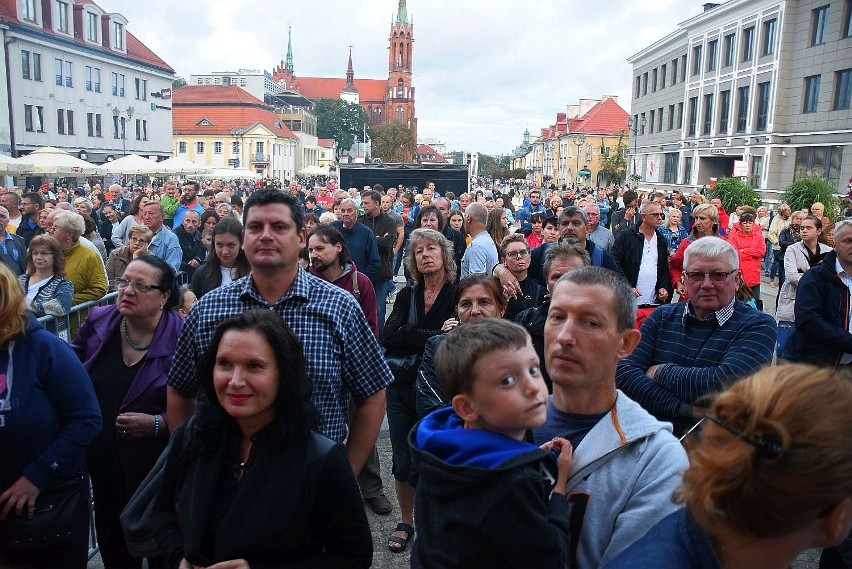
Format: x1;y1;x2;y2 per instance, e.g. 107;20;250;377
782;175;839;222
172;76;188;90
478;153;500;179
500;168;529;180
315;99;370;152
370;121;415;163
598;131;627;187
709;177;759;213
497;155;512;170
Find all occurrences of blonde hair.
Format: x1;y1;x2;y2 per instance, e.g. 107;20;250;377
406;228;456;284
0;263;27;345
681;364;852;539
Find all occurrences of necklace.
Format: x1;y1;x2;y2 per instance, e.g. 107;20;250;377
122;319;151;351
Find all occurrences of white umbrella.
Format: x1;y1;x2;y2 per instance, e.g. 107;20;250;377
232;167;261;179
298;165;324;176
0;154;34;175
152;157;210;175
24;146;104;175
102;154;160;175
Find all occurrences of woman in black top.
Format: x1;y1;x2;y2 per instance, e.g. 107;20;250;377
498;234;546;321
191;218;250;298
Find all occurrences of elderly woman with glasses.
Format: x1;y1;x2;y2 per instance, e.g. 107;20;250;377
727;206;766;301
18;234;74;339
71;255;182;569
50;210;107;305
499;233;545;321
106;225;153;292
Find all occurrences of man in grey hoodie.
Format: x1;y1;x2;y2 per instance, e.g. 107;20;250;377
533;266;689;568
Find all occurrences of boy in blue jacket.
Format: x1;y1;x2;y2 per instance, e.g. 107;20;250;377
409;318;573;568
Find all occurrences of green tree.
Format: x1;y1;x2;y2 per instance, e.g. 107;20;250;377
500;168;529;180
782;175;839;222
478;153;500;179
370;121;416;163
709;177;759;213
315;99;370;152
172;76;187;90
598;131;627;187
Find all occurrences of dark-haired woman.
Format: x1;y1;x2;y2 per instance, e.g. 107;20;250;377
191;218;250;298
198;210;220;233
111;194;148;249
152;310;372;568
71;256;183;569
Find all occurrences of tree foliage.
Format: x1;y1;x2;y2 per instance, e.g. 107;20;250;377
709;177;759;213
782;175;839;221
370;121;416;163
172;76;188;89
478;153;501;178
598;131;627;188
315;99;370;153
500;168;529;180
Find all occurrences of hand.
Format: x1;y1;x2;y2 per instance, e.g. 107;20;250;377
693;406;708;419
441;318;460;332
645;364;661;380
493;264;521;299
632;288;641;298
178;560;204;569
116;412;156;440
625;206;636;219
541;437;573;494
189;259;200;268
0;475;40;521
657;288;669;302
206;560;250;569
675;282;686;297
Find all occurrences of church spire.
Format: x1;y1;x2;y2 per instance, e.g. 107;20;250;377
346;47;354;86
396;0;408;24
285;24;294;71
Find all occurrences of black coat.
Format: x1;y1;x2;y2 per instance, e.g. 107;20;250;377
442;225;467;280
611;225;673;303
173;225;205;276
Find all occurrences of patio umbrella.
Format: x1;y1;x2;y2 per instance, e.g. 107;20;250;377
24;146;104;175
152;157;210;175
102;154;160;175
0;154;34;175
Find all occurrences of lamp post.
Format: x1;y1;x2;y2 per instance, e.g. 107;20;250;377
571;134;586;186
626;116;647;176
229;128;245;169
112;106;134;157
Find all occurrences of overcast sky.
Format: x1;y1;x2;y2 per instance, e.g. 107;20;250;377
108;0;707;155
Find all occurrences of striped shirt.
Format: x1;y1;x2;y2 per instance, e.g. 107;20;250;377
168;268;393;442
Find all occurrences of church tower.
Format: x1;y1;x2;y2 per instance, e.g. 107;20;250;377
272;25;297;90
340;48;359;104
386;0;416;142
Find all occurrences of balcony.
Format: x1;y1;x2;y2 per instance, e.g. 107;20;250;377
251;153;270;164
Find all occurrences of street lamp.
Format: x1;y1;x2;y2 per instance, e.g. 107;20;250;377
112;106;134;157
571;134;586;185
229;128;245;168
626;116;647;176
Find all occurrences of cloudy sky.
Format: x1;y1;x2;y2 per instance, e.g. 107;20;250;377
108;0;707;155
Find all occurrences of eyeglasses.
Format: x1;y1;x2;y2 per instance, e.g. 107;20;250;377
31;251;53;257
115;277;166;293
644;212;664;218
506;250;530;259
129;237;151;245
683;270;737;283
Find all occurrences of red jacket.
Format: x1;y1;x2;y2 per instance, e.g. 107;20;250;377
727;224;766;287
309;263;379;339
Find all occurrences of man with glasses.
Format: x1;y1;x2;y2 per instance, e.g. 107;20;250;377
141;202;182;272
515;189;545;228
616;237;776;436
611;201;671;306
0;206;26;275
16;192;44;246
585;203;614;252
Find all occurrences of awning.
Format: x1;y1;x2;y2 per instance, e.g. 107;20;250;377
578;168;592;177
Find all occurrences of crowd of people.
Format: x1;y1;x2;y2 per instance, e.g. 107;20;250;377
0;176;850;569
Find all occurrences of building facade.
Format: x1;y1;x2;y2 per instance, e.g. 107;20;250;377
0;0;174;162
628;0;852;198
172;85;297;180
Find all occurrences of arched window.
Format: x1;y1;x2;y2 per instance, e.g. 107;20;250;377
373;107;382;123
397;79;404;98
396;107;404;121
396;44;402;67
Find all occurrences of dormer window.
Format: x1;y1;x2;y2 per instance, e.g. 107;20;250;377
56;1;69;34
86;12;99;42
22;0;37;22
113;21;124;50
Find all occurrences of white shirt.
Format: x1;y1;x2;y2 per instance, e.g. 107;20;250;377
636;233;659;304
25;276;50;306
837;259;852;365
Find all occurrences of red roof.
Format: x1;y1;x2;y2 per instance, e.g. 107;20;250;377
296;77;388;102
173;86;295;138
0;0;173;73
318;138;336;148
417;144;446;163
571;98;629;136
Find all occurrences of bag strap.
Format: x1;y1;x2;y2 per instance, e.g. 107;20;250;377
407;285;417;325
351;271;360;300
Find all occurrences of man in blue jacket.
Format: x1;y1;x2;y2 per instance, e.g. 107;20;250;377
332;198;381;281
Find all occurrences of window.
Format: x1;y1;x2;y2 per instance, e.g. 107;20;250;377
834;69;852;110
664;153;679;184
794;146;843;185
703;93;714;135
692;45;702;76
677;102;684;129
213;141;223;154
803;75;821;113
649;110;655;134
85;66;92;90
737;86;750;132
112;115;119;139
135;119;141;140
55;58;62;85
93;67;100;92
57;109;65;134
178;141;187;153
21;50;30;79
140;79;147;100
133;78;147;100
668;104;675;130
87;112;94;137
750;155;763;188
640;112;646;135
743;26;755;61
762;19;776;55
684;156;694;184
64;60;71;87
66;110;73;135
642;72;648;95
812;5;829;46
681;55;687;81
719;89;731;133
119;74;125;97
111;72;118;96
255;141;264;155
231;141;240;154
141;120;147;141
707;39;718;71
196;141;204;154
660;64;667;88
95;114;102;137
396;107;404;121
22;0;36;20
846;0;852;37
86;12;97;41
113;21;124;50
120;117;126;139
672;58;678;86
135;78;141;99
635;76;641;98
24;105;33;132
724;33;736;67
688;96;698;136
657;107;663;132
756;82;771;131
652;68;658;92
56;1;68;33
33;53;40;81
35;106;44;132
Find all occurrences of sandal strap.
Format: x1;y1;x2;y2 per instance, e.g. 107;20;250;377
394;522;415;536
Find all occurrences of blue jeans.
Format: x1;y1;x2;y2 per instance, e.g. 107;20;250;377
374;279;394;336
763;239;773;272
777;321;794;358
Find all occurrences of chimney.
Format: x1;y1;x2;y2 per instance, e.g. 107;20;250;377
703;3;720;12
602;95;619;103
578;98;599;117
566;104;579;119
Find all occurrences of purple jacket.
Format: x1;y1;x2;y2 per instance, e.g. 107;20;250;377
72;305;183;477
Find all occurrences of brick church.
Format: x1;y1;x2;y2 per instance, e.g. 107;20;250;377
271;0;417;142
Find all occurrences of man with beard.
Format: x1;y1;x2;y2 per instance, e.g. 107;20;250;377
173;181;206;227
173;209;205;278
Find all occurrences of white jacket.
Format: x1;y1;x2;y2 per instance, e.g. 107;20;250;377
776;241;833;322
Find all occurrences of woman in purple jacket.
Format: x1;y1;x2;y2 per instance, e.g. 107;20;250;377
72;255;182;569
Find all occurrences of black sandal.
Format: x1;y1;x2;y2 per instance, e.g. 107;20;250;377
388;522;415;553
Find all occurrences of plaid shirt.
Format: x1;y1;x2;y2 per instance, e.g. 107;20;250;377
168;268;393;442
